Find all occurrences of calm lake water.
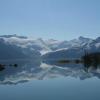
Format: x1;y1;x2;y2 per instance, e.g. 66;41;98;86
0;59;100;100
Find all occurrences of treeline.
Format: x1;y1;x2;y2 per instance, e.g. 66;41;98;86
58;52;100;68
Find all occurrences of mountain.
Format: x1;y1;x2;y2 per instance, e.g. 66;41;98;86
0;34;27;39
0;34;99;60
45;36;93;50
42;36;100;60
0;35;41;59
33;38;52;54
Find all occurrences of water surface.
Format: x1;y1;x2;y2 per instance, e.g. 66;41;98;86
0;60;100;100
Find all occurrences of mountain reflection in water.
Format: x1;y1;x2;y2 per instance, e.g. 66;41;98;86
0;59;100;85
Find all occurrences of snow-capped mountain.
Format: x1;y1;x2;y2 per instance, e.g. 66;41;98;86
0;35;41;59
0;35;51;54
0;34;27;39
0;34;99;60
45;36;93;50
42;36;100;60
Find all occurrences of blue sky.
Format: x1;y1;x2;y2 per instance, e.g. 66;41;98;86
0;0;100;40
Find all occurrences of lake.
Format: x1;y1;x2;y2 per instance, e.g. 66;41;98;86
0;59;100;100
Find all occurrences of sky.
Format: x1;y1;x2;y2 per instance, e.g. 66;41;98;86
0;0;100;40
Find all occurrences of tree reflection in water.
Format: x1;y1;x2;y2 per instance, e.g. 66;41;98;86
82;52;100;71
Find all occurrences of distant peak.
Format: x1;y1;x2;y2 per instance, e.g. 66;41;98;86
79;36;85;39
0;34;27;39
37;38;43;40
96;37;100;40
36;38;44;42
48;39;57;41
78;36;91;41
0;34;16;38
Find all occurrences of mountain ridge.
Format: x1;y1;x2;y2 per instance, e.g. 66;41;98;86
0;34;99;60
